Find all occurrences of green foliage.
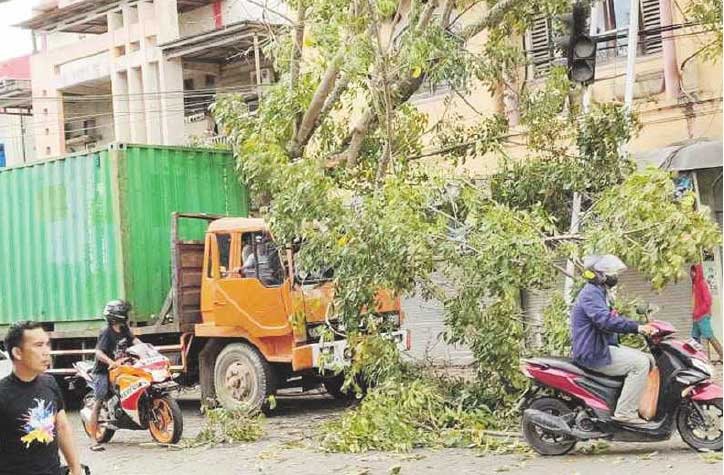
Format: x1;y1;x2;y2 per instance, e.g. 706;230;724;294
687;0;723;62
320;376;518;453
540;292;571;356
213;0;723;431
191;408;264;446
519;67;572;153
583;168;721;289
491;101;637;228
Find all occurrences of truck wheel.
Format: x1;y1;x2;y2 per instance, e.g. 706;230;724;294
213;342;274;414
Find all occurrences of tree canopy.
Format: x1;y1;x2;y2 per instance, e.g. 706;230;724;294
212;0;721;406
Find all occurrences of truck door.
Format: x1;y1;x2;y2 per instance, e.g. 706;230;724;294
212;232;291;336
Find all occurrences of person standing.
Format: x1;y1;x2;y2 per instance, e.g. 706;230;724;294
0;321;83;475
690;263;723;362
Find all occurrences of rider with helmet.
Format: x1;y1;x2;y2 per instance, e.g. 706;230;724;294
571;255;658;425
88;300;141;440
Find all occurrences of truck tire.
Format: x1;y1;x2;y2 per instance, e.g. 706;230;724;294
323;374;358;400
213;342;275;414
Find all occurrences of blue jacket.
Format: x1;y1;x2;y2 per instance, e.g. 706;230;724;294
570;283;640;368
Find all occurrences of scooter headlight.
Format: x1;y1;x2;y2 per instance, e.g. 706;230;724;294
691;358;713;377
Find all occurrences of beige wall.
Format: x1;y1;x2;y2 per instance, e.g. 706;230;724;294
407;0;721;173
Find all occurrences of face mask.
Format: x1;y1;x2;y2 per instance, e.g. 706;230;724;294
604;274;619;288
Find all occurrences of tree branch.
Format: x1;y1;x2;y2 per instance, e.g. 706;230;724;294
306;75;350;139
326;0;524;170
289;1;306;135
288;53;343;157
440;0;455;28
461;0;525;40
345;108;376;169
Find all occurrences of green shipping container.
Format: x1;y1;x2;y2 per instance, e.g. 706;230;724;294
0;144;248;328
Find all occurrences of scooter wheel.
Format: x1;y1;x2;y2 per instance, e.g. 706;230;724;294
677;398;722;452
522;397;577;456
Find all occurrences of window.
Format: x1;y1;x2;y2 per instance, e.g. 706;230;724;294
0;144;5;168
241;233;284;287
217;234;231;278
205;75;216;87
208;233;231;278
593;0;662;61
183;78;194;90
529;0;662;77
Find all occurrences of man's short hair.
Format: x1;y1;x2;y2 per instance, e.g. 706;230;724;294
4;321;44;361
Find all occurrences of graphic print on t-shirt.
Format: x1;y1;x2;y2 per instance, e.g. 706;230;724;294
19;398;56;447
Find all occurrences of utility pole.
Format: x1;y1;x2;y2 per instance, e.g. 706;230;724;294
20;113;26;163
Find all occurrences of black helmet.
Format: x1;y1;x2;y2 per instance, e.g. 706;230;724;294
103;299;131;324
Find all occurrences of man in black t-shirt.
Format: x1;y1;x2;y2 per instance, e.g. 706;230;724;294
88;300;141;440
0;321;82;475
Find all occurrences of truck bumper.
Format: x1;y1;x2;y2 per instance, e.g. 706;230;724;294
291;330;409;372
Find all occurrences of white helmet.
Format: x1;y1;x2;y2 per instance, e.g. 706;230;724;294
583;254;626;287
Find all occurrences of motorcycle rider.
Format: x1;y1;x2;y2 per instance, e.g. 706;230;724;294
571;255;658;425
88;300;141;441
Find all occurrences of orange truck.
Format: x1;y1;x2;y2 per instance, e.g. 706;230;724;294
125;213;407;412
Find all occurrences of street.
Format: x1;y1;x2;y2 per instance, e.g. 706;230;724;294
69;391;722;475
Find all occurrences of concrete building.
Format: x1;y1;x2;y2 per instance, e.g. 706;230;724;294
19;0;284;158
0;55;33;167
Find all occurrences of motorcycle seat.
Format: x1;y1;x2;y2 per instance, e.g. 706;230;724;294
529;357;624;389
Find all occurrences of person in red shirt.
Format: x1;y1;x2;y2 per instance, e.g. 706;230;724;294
690;263;722;362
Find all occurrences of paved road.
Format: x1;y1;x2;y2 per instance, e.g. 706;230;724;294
69;392;722;475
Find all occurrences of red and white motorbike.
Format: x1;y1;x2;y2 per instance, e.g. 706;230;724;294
71;343;183;444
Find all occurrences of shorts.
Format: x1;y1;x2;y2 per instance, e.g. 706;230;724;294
692;315;715;341
92;372;110;401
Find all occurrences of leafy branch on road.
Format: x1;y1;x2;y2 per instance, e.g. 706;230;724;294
186;408;265;447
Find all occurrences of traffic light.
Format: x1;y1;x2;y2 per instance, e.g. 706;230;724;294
555;4;597;85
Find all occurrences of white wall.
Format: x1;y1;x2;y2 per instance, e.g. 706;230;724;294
0;114;33;166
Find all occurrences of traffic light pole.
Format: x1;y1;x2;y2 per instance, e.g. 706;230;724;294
562;86;591;305
562;2;597;306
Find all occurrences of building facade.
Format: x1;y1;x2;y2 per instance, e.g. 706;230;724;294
0;55;33;167
20;0;283;158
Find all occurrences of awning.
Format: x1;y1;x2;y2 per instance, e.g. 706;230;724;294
159;21;281;63
636;139;723;171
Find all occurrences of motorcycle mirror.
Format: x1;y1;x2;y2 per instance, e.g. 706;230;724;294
635;303;650;316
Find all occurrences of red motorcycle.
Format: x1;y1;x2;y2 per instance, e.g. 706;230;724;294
520;310;722;455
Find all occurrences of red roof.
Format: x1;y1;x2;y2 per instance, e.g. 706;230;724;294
0;55;30;80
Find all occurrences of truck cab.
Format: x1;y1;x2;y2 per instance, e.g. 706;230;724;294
180;216;406;412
